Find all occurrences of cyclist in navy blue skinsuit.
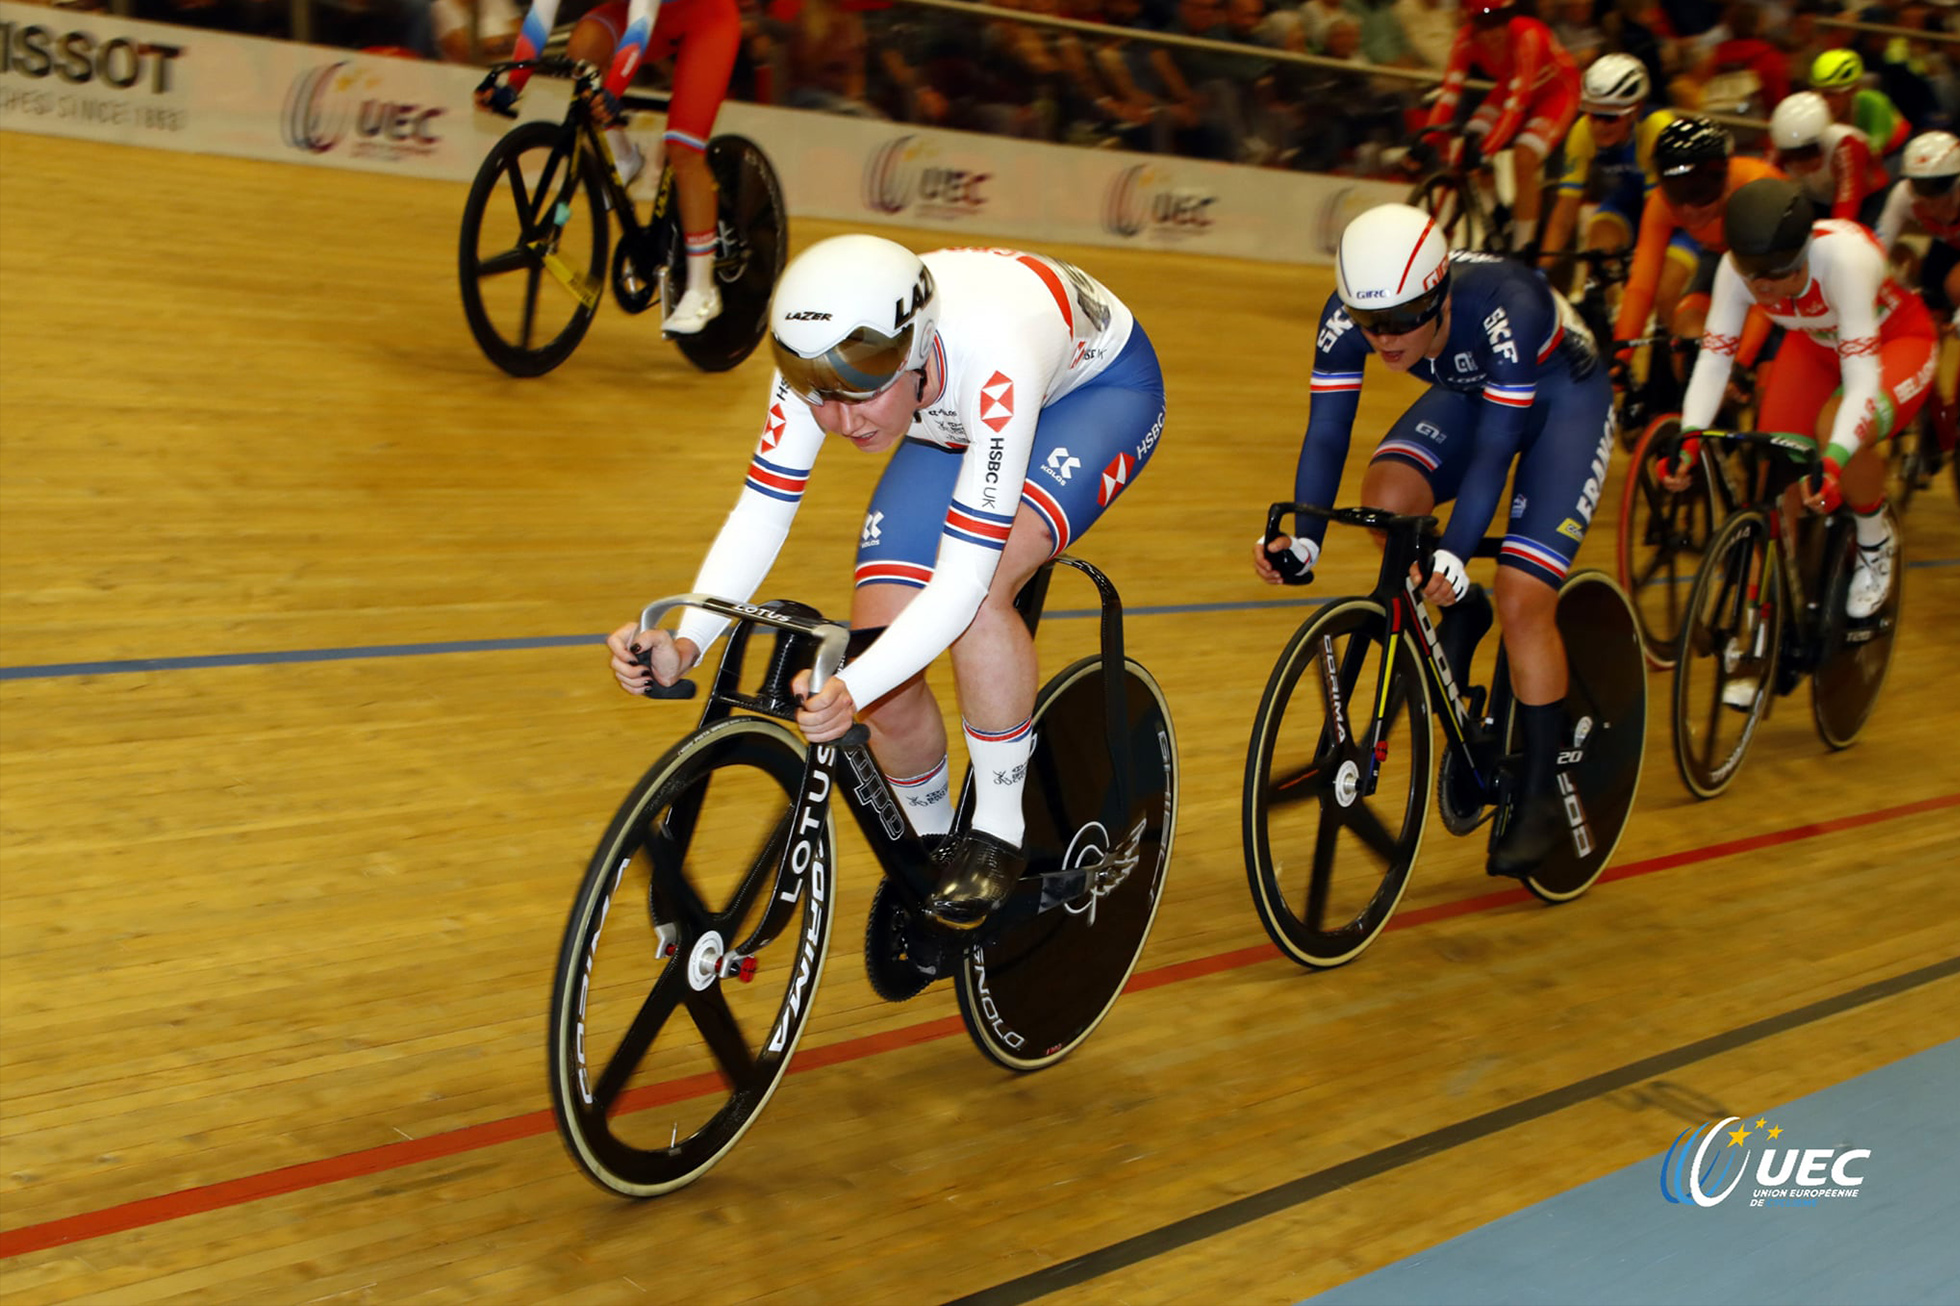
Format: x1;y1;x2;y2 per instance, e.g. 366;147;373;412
1253;203;1616;877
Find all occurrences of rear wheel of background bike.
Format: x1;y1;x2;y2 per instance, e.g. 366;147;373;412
669;136;789;374
548;716;833;1198
1244;599;1432;969
952;656;1176;1072
1672;511;1783;800
459;120;608;377
1811;516;1903;749
1617;415;1712;669
1500;572;1647;903
1408;172;1486;253
1887;417;1929;517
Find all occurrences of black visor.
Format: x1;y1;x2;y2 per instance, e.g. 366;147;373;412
1346;275;1450;336
1731;241;1810;281
1779;143;1824;168
1660;160;1727;210
1910;174;1958;199
771;322;916;405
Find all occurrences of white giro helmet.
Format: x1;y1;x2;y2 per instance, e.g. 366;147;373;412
1770;92;1833;151
1582;53;1650;112
1903;129;1960;179
769;234;939;404
1336;203;1452;333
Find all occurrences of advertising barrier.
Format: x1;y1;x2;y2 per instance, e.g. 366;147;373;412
0;1;1404;264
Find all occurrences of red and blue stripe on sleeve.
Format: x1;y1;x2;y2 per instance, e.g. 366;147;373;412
943;499;1015;552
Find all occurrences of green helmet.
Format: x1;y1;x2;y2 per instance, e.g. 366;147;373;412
1811;49;1864;90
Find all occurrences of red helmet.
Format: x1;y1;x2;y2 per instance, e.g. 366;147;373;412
1469;1;1515;28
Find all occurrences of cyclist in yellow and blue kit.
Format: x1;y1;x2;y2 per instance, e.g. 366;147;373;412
1541;54;1680;270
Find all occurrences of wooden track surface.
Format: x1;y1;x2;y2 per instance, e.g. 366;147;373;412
1;129;1956;1304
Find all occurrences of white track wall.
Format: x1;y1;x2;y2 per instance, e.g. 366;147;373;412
0;1;1405;263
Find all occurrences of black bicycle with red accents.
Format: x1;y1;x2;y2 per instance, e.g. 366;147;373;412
547;560;1176;1197
1243;504;1647;969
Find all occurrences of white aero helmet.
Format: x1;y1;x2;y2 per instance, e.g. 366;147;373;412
1770;91;1833;152
1904;130;1960;194
1335;203;1452;334
769;234;939;404
1582;53;1650;113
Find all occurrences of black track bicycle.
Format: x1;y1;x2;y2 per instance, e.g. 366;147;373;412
1244;504;1646;969
549;559;1177;1197
1407;127;1511;255
460;57;787;376
1668;430;1904;799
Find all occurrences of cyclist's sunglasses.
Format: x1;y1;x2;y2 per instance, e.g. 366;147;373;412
1732;243;1810;282
1779;143;1824;167
1660;163;1727;210
1585;108;1635;122
770;324;915;405
1347;277;1450;336
1910;174;1959;199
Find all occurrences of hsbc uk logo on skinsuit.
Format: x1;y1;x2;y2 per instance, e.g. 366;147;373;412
1103;165;1217;241
1660;1115;1872;1209
284;61;443;161
862;136;990;219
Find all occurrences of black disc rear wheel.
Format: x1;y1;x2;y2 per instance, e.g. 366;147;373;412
459;120;608;377
548;717;832;1197
670;136;788;373
1503;572;1647;903
1811;517;1903;749
953;657;1177;1071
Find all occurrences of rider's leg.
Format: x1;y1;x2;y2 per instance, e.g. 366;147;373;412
567;13;642;182
932;330;1167;925
1507;141;1546;253
1486;367;1614;875
660;4;741;333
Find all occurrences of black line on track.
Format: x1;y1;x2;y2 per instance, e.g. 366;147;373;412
942;955;1960;1306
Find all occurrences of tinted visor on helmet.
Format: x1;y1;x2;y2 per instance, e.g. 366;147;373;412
1345;276;1450;336
1779;143;1823;168
1910;174;1959;199
771;322;916;404
1660;159;1727;210
1731;240;1810;281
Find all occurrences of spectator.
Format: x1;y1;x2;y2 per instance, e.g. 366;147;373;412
1146;0;1241;157
785;0;885;116
431;0;519;61
1299;0;1351;51
1347;0;1424;68
1709;2;1790;112
1394;0;1459;71
1549;0;1604;64
1604;0;1670;102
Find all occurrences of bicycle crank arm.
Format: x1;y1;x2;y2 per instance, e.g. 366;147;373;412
540;249;603;309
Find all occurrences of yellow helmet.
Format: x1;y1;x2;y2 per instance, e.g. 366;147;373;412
1811;49;1865;90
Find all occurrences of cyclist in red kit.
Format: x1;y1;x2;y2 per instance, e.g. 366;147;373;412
1425;0;1580;257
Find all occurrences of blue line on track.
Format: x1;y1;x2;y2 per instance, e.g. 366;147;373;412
3;559;1953;683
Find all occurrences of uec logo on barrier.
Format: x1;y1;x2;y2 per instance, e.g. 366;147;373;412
861;136;989;217
1101;165;1216;239
284;61;442;157
1660;1115;1871;1208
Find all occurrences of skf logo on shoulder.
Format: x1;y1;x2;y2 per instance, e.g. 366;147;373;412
0;21;184;91
783;310;831;321
861;136;989;218
1103;164;1216;241
1482;307;1518;362
284;61;443;160
1317;309;1355;354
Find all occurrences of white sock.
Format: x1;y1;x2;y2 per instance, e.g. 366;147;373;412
1853;504;1890;548
962;716;1034;847
1511;219;1534;252
887;756;953;837
607;128;640;179
683;229;717;298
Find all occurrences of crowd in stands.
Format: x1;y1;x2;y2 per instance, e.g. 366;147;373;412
29;0;1960;170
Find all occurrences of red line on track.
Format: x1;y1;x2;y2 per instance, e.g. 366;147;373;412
4;792;1955;1260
